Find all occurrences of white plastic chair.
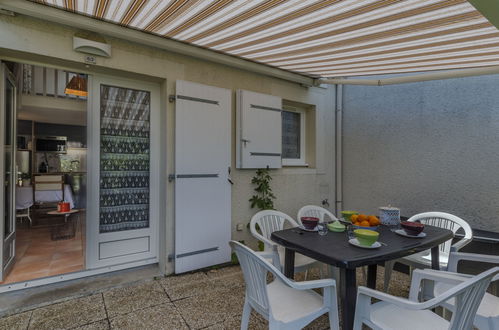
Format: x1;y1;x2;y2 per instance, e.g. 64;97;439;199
230;241;339;330
354;266;499;330
250;210;320;275
384;212;473;291
297;205;338;225
409;252;499;330
297;205;341;281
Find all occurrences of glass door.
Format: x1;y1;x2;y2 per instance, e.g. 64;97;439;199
87;75;160;269
0;63;16;281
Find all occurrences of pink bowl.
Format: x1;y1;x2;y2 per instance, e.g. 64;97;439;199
301;217;319;230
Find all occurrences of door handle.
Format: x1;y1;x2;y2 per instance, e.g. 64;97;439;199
227;166;234;185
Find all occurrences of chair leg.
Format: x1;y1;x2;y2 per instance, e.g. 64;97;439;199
240;300;251;330
360;266;367;284
383;260;395;292
304;269;309;280
353;317;363;330
329;311;339;330
327;265;340;282
27;208;33;227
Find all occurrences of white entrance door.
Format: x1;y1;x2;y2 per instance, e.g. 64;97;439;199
87;75;160;269
0;64;16;281
174;80;231;273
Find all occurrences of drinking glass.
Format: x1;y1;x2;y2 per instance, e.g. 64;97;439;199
317;223;328;236
346;224;355;240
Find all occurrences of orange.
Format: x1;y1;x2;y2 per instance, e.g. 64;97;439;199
350;214;359;223
360;221;370;227
357;214;368;222
368;215;380;226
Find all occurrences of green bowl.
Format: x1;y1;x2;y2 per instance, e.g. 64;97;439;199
354;229;379;246
341;210;359;222
327;221;345;232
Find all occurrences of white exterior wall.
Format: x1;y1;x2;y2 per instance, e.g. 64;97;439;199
342;73;499;233
0;15;335;274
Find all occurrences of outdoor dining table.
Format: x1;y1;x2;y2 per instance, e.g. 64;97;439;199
271;225;454;330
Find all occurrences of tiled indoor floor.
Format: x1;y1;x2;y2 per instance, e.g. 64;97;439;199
0;265;411;330
0;212;85;285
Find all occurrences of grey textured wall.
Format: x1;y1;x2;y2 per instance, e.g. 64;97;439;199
342;74;499;232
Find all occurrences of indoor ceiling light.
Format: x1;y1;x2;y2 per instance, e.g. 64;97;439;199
64;75;88;97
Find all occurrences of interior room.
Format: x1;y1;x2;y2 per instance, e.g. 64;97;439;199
0;61;87;284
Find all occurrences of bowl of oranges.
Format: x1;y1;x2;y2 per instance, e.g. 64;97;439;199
350;214;381;230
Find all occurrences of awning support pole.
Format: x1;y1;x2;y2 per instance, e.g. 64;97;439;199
320;66;499;86
335;84;343;216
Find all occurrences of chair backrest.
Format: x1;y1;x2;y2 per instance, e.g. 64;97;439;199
250;210;298;251
33;175;64;203
297;205;338;225
408;212;472;254
447;252;499;282
437;266;499;329
229;240;279;317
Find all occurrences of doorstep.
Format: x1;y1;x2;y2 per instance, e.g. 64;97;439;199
0;264;161;317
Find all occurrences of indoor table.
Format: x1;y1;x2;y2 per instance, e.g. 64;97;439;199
271;225;454;330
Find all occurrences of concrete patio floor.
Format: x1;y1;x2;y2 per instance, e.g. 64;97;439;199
0;265;410;330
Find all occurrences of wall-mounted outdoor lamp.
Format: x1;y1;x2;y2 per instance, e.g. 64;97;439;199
73;32;111;58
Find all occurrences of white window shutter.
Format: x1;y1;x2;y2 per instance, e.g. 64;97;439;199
236;89;282;169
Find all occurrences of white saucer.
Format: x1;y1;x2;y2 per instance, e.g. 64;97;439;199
298;225;318;232
348;238;381;249
395;229;426;238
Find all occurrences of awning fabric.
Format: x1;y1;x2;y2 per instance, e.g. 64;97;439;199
30;0;499;78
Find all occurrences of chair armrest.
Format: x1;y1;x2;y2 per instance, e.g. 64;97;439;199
268;263;336;291
357;286;424;310
252;231;276;249
409;268;470;301
415;268;473;279
287;278;336;290
450;237;472;252
359;285;455;311
448;252;499;272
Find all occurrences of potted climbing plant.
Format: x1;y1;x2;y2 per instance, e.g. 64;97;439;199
249;168;276;210
249;168;276;251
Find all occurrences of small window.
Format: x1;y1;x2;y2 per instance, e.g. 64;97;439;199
282;107;306;166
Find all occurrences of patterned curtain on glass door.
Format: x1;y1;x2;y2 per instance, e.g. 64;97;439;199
99;85;150;233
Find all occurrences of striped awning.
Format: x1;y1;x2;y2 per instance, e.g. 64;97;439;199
30;0;499;78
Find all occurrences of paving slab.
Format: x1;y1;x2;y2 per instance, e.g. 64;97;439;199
206;265;244;280
109;303;188;330
73;320;110;330
204;311;267;330
103;280;170;318
0;264;160;317
158;272;211;301
29;294;106;330
174;286;245;329
0;311;31;330
159;269;244;301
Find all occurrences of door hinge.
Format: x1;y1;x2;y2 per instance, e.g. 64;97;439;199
169;95;176;103
168;174;176;182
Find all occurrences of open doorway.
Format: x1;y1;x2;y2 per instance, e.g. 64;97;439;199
1;61;87;284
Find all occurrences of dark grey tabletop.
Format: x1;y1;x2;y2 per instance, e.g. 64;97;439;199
271;225;454;269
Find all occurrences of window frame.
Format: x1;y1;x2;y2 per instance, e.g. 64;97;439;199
281;106;307;167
